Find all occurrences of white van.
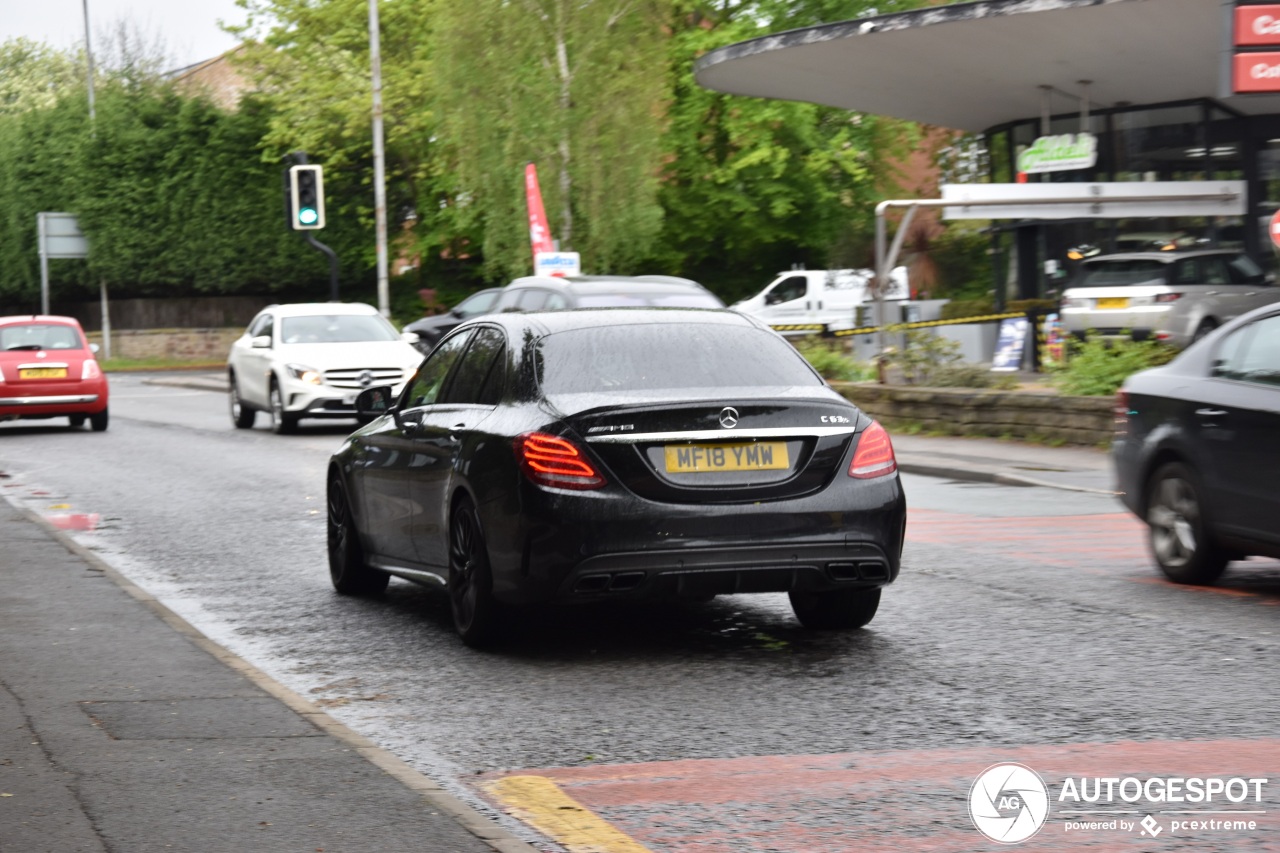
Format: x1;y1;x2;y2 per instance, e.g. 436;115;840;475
732;268;910;330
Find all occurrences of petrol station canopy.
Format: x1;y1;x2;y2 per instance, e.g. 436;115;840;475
694;0;1278;133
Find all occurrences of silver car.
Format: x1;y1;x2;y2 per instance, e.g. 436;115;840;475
1061;250;1280;349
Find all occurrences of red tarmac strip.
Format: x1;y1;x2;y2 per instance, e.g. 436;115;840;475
483;740;1280;852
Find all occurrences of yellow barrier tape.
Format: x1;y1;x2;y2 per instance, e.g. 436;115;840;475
830;312;1027;338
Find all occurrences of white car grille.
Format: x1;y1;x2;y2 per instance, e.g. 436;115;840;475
323;367;406;389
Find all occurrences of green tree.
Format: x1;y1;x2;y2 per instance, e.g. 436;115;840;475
432;0;670;278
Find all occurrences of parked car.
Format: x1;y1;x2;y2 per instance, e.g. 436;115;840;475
1060;249;1280;348
327;308;905;645
0;315;109;431
1113;302;1280;584
403;288;502;354
491;274;724;312
227;302;423;434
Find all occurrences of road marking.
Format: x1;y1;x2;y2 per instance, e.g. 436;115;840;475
484;775;653;853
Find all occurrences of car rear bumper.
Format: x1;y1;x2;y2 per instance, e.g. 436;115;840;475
481;475;907;606
0;380;108;418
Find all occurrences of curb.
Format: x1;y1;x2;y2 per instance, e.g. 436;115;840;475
3;496;540;853
897;462;1119;496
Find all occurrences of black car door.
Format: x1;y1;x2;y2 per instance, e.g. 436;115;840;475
358;330;472;565
408;326;507;568
1199;313;1280;545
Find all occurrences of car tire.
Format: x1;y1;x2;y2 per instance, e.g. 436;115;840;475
1145;461;1228;584
327;474;389;595
448;498;503;647
1191;320;1217;344
269;380;299;435
229;377;256;429
789;587;880;630
89;408;108;432
68;415;86;428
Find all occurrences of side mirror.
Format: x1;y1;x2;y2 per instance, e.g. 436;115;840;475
89;343;100;354
764;291;784;306
451;307;466;318
251;335;272;349
401;331;420;344
355;385;395;418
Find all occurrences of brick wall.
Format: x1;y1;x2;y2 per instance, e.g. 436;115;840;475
830;382;1114;446
85;329;240;362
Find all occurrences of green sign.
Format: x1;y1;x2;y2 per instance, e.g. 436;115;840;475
1017;133;1097;175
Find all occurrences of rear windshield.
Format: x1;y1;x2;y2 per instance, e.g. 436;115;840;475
279;314;400;343
1077;260;1167;287
575;291;724;309
537;324;822;394
0;323;83;351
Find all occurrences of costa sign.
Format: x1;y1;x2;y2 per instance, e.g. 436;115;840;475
1234;51;1280;93
1236;5;1280;47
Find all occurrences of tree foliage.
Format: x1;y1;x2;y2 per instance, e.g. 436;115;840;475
0;0;955;308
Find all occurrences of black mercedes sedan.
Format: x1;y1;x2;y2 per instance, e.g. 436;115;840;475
327;309;906;645
1114;302;1280;585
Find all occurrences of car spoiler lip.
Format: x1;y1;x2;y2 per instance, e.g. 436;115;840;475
584;425;859;444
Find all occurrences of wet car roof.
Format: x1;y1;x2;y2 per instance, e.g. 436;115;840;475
463;307;760;337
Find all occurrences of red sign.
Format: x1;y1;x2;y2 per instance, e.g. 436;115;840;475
1233;51;1280;93
1269;210;1280;250
1236;5;1280;47
524;163;555;267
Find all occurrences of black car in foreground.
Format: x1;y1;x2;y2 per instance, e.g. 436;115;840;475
1114;302;1280;584
327;309;906;645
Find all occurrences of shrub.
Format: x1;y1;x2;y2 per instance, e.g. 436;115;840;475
1049;337;1178;396
791;336;876;382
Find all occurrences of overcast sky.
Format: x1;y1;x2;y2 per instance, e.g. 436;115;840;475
2;0;248;70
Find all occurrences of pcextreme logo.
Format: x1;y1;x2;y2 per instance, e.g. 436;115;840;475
968;763;1270;844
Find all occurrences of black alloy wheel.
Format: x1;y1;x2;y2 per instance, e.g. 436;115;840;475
327;474;389;595
789;587;881;630
89;408;109;432
229;377;256;429
448;498;502;647
270;380;298;435
1146;461;1228;584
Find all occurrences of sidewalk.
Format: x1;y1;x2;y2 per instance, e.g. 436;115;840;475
0;498;534;853
143;373;1118;496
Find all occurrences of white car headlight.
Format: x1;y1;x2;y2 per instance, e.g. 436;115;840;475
285;363;324;385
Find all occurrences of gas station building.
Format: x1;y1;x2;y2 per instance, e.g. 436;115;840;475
695;0;1280;300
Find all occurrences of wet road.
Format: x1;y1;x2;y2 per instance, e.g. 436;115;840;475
2;373;1278;852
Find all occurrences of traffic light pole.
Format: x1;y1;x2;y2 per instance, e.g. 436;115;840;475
305;232;341;302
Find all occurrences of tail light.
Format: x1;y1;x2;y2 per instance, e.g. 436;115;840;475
82;359;102;380
1114;389;1130;437
515;432;606;490
848;420;897;479
1154;293;1182;303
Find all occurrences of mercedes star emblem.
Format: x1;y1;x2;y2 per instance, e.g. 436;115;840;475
719;407;739;429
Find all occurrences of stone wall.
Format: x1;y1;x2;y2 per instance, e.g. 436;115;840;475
85;329;240;362
830;382;1114;446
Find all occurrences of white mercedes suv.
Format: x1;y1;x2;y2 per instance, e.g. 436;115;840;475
227;302;423;434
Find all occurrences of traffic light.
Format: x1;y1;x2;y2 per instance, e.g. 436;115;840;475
288;164;326;230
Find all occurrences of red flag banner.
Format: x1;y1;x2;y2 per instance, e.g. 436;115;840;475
525;163;555;265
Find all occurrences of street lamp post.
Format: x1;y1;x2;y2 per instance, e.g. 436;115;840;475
368;0;390;319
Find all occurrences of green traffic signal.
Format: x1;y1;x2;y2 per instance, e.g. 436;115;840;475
288;165;326;230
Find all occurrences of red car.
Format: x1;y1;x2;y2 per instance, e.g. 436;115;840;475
0;315;109;431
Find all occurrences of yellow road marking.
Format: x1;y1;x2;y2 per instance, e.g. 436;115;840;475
483;775;652;853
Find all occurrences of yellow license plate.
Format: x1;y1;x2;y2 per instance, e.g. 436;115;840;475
664;442;790;473
18;367;68;379
1095;297;1129;310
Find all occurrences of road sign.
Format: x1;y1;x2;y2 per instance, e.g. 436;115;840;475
38;212;89;259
